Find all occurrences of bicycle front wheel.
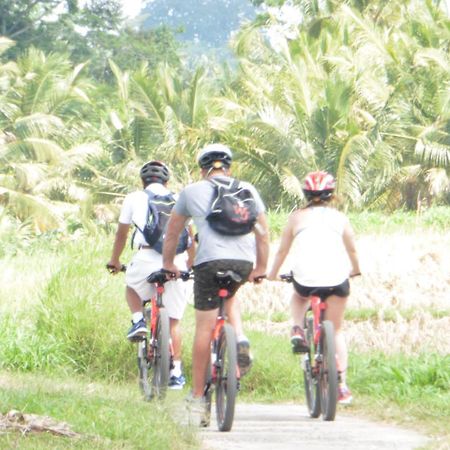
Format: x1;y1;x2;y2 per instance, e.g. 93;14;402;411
151;308;171;400
215;324;238;432
303;316;320;418
319;320;338;421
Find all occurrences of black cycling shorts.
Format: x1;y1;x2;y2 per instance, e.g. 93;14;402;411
292;279;350;300
193;259;253;311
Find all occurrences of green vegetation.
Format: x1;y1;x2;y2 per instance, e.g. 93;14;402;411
0;372;197;449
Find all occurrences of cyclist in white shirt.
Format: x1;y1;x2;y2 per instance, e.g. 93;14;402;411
107;161;194;389
268;171;361;405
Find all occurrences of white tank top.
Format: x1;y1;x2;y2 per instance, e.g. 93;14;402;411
291;207;350;287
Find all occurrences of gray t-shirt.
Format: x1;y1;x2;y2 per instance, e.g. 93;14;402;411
174;176;265;265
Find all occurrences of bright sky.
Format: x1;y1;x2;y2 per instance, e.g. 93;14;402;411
120;0;144;18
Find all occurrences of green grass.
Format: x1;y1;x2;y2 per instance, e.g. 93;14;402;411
0;372;197;449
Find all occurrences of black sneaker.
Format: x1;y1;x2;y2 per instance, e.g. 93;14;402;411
237;340;253;377
291;325;309;353
127;319;149;341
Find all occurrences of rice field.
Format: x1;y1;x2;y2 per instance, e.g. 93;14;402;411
238;231;450;356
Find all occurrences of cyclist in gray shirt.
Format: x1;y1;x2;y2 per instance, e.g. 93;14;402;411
162;143;269;415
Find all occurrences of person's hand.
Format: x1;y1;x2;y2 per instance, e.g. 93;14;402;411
106;260;122;274
349;270;362;278
162;262;180;279
249;268;266;283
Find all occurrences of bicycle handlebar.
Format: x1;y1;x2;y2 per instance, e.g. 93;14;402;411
280;273;294;283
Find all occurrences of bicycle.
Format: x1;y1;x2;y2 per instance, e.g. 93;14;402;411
138;268;191;401
106;264;190;401
280;272;338;421
200;270;242;432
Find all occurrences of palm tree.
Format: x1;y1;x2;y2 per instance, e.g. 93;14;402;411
0;44;101;232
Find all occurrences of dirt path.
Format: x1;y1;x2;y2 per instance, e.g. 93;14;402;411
200;403;429;450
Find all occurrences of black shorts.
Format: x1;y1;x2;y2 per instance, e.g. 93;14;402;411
292;279;350;300
193;259;253;311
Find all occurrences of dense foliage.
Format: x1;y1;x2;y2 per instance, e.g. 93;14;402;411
0;0;449;239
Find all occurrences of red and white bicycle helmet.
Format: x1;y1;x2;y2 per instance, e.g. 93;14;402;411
302;171;336;200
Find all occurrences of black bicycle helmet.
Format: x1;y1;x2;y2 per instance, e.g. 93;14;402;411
140;160;170;184
197;143;233;169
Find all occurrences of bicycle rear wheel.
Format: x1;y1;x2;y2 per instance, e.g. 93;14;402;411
319;320;338;421
215;324;238;432
150;308;171;400
303;316;321;418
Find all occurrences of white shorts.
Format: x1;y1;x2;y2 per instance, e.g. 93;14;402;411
125;249;189;320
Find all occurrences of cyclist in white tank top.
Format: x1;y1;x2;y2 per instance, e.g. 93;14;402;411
291;207;350;287
268;171;361;405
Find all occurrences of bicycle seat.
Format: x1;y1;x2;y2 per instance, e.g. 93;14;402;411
215;270;242;287
147;270;171;285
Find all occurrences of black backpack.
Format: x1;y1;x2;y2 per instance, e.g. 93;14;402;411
135;191;190;254
206;178;258;236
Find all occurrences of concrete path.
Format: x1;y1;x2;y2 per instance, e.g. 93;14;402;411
200;403;429;450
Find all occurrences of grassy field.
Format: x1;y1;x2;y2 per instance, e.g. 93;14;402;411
1;207;449;448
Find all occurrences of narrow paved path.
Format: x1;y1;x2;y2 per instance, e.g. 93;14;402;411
200;403;429;450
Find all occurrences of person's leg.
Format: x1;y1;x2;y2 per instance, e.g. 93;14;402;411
225;295;243;338
164;276;188;385
126;286;142;313
324;294;348;378
124;255;156;340
324;294;352;403
192;309;217;397
290;290;310;353
291;290;309;327
225;294;252;376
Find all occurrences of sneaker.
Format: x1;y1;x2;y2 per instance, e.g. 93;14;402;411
290;325;309;353
237;340;253;377
168;374;186;390
185;392;208;427
127;319;149;341
338;384;353;405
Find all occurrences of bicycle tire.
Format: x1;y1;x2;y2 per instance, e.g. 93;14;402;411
303;316;321;418
151;308;171;400
319;320;338;421
215;323;238;432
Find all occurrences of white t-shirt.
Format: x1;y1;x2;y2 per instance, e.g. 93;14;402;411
291;207;351;287
119;183;174;250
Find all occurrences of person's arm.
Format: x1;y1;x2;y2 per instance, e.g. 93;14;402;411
267;213;296;280
186;224;196;269
107;223;130;273
248;212;270;282
162;211;190;275
342;219;361;276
